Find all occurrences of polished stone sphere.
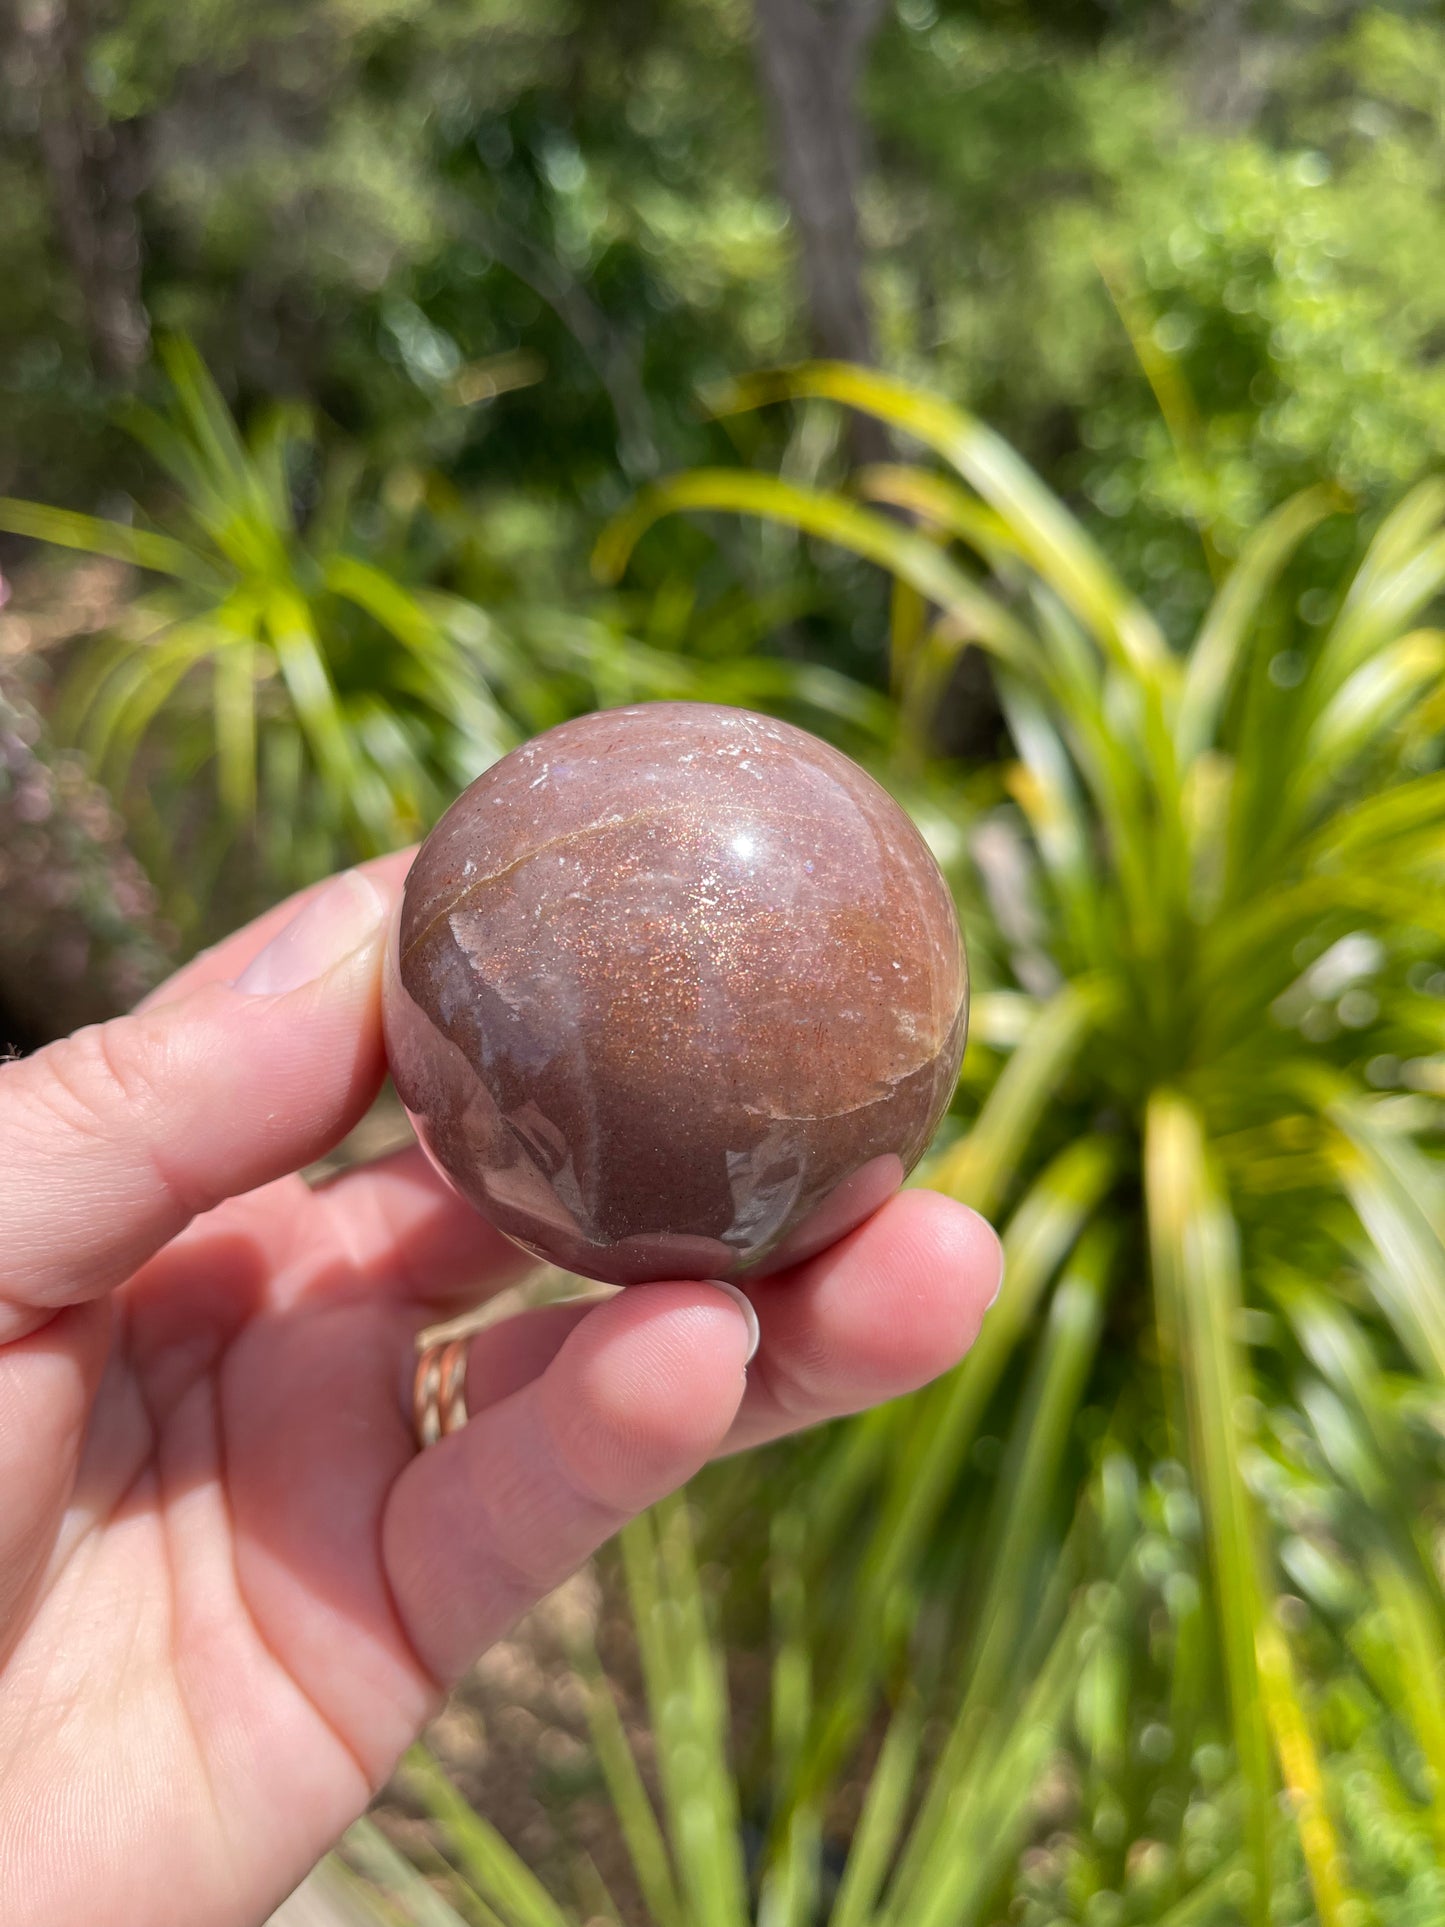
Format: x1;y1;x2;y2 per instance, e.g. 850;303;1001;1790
382;702;968;1286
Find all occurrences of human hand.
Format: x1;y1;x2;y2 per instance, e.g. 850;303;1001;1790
0;856;1003;1927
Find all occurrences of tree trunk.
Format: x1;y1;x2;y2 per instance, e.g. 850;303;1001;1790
1180;0;1276;130
752;0;1013;752
21;0;150;381
752;0;888;380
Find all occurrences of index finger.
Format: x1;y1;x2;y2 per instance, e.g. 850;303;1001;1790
138;848;418;1011
0;867;396;1339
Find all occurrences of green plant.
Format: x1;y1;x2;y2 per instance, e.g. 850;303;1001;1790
592;364;1445;1921
0;343;887;940
0;338;522;932
334;1494;1118;1927
342;1458;1445;1926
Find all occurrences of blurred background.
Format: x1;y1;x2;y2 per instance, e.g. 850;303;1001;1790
7;3;1445;1923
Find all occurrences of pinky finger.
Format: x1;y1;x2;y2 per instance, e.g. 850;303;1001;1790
382;1284;752;1685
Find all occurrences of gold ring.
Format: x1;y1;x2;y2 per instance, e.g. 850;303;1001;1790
413;1336;470;1448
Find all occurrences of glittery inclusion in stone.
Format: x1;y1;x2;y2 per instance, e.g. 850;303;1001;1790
383;701;968;1286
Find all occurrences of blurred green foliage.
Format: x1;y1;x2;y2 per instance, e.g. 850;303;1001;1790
9;2;1445;1921
586;363;1445;1923
14;0;1445;640
0;656;171;1044
1;341;885;936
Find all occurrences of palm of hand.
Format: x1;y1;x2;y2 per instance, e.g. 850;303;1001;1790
6;1174;437;1926
0;863;1000;1927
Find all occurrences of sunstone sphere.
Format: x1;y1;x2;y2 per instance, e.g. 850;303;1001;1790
382;702;968;1286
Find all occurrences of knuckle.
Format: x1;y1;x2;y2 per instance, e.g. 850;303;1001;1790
752;1329;835;1423
533;1384;638;1535
476;1507;566;1605
551;1381;696;1517
32;1020;165;1146
554;1425;638;1523
6;1016;211;1224
474;1456;614;1606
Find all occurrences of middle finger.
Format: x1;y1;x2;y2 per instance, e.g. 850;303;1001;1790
413;1188;1002;1456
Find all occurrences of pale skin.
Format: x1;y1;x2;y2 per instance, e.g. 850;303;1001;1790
0;853;1004;1927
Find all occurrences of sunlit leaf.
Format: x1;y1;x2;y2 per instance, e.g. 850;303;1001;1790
401;1749;570;1927
342;1818;484;1927
1255;1617;1361;1927
828;1692;924;1927
1304;628;1445;784
1146;1091;1272;1920
1177;485;1340;762
595;469;1043;676
710;361;1168;674
0;498;218;589
574;1642;683;1927
621;1505;750;1927
1324;1094;1445;1382
928;976;1107;1216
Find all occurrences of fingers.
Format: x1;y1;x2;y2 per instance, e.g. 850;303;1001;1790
0;869;396;1341
316;1148;528;1311
439;1302;598;1414
381;1194;999;1684
137;849;416;1011
439;1192;1001;1453
727;1191;1003;1452
383;1284;752;1683
0;1302;110;1645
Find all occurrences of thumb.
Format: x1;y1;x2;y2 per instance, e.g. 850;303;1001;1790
0;868;393;1340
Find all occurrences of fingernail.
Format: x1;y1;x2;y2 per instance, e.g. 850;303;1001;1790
701;1279;760;1365
235;871;386;996
985;1241;1007;1310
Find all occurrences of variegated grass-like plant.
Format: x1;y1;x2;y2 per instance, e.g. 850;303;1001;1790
588;366;1445;1923
13;351;1445;1920
289;369;1445;1927
333;1497;1118;1927
0;339;518;928
0;343;883;938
